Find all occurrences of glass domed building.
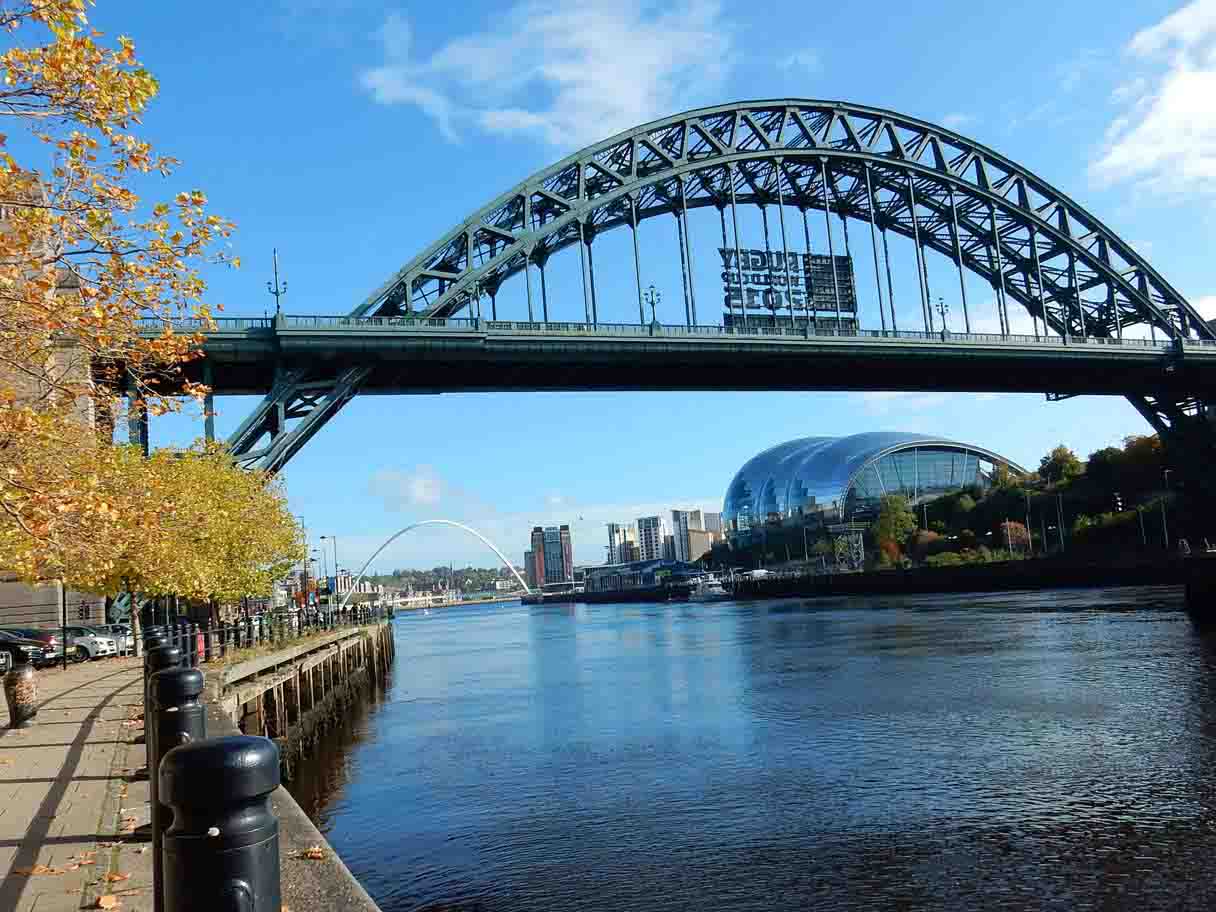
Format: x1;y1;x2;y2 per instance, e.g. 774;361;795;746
723;432;1025;537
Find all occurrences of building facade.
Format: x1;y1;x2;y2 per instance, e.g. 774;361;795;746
539;525;573;584
671;509;705;562
723;432;1026;542
528;526;547;588
637;516;666;561
687;528;715;562
607;522;635;565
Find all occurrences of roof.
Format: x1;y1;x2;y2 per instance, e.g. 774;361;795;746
723;432;1022;524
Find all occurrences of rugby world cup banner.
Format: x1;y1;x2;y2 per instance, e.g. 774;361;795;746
719;248;857;313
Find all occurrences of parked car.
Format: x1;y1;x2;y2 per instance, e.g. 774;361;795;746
95;623;134;655
63;626;118;662
0;627;64;666
0;630;49;672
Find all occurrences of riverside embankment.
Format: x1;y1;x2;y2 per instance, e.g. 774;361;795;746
203;620;396;912
732;553;1191;600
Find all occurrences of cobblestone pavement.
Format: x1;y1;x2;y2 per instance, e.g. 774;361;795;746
0;658;155;912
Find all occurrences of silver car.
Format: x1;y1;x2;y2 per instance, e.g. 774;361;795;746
64;626;118;661
96;623;134;655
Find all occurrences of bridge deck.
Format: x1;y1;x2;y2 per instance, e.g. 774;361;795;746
148;315;1216;398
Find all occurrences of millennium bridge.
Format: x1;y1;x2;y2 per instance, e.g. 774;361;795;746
134;100;1215;475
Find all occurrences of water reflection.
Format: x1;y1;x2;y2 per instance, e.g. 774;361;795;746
290;587;1216;911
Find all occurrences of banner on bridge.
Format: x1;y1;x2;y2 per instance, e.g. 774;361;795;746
719;248;857;315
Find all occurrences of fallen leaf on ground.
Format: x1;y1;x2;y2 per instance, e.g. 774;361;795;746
104;873;130;883
15;864;61;875
96;896;120;909
299;845;325;860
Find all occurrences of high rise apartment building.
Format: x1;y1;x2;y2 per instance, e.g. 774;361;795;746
637;515;667;561
671;509;705;562
528;527;546;588
606;522;637;564
559;525;573;581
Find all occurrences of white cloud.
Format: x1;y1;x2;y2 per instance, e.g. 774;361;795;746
368;464;445;508
780;49;820;72
940;113;973;130
1196;294;1216;318
360;1;735;147
1090;0;1216;195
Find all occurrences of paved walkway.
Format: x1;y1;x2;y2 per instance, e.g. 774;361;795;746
0;658;154;912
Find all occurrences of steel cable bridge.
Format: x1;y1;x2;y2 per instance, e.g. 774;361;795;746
134;100;1216;475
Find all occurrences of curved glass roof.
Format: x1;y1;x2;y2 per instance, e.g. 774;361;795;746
723;432;1021;531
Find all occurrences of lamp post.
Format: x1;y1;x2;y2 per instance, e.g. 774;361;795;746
320;535;339;589
266;249;288;316
644;285;660;325
935;297;949;340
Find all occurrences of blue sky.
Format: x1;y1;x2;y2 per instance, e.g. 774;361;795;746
95;1;1216;572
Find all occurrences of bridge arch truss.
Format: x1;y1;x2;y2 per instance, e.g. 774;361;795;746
358;100;1210;352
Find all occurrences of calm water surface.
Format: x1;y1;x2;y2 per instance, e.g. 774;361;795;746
289;587;1216;910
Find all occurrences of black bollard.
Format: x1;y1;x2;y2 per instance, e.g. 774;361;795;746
150;666;206;912
134;633;168;750
161;736;281;912
140;646;181;777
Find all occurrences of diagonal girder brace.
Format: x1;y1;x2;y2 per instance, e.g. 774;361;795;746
227;365;371;474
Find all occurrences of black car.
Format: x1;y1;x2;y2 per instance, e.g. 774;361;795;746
0;629;48;672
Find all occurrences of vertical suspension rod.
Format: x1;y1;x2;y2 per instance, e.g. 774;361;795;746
864;165;886;334
679;177;699;326
728;168;748;330
948;186;970;333
801;205;816;332
820;158;842;331
1068;251;1087;340
761;204;773;321
675;208;691;327
905;171;931;332
775;161;796;325
989;202;1010;336
630;196;645;326
881;226;898;333
523;250;535;322
578;220;591;325
538;256;549;323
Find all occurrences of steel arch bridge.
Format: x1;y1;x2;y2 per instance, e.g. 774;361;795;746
155;100;1215;474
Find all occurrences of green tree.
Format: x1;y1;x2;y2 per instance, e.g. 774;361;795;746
1039;445;1083;485
870;495;917;553
1086;446;1125;493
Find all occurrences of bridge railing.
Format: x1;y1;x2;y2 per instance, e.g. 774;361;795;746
271;315;1195;349
136;317;275;332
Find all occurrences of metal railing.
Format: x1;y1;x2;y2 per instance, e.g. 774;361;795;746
152;603;392;666
136;312;1216;352
270;315;1209;350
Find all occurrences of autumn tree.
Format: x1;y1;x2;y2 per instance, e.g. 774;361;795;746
1038;445;1083;485
0;2;236;583
870;495;917;559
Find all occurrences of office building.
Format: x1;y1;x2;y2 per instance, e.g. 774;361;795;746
687;528;715;562
671;509;705;562
524;550;537;589
607;522;631;564
560;525;573;582
637;515;666;561
662;534;676;561
703;512;723;534
529;526;547;587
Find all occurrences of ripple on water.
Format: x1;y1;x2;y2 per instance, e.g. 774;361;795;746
289;586;1216;911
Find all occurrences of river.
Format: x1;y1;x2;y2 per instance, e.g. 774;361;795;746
288;586;1216;911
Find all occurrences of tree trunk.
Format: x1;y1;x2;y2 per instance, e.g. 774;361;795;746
129;587;142;658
